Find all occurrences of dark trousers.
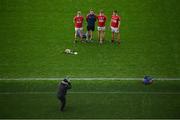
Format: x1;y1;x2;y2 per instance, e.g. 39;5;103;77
58;96;66;111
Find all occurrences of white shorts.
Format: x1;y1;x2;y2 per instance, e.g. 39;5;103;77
75;27;83;32
111;26;119;33
97;26;106;31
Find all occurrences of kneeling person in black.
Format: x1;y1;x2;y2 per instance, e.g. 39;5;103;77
57;79;72;111
86;9;96;41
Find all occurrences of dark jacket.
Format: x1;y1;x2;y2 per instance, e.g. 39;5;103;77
57;81;72;98
86;14;96;26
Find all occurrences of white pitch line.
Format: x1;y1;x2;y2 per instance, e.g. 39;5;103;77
0;91;180;95
0;77;180;80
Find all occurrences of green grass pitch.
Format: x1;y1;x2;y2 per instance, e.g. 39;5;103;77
0;80;180;119
0;0;180;119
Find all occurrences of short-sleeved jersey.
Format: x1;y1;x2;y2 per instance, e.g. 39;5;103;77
97;15;107;27
74;16;84;28
111;15;121;28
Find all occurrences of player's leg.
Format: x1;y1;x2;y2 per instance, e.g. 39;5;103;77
74;28;77;43
111;27;115;43
87;26;90;40
79;28;83;42
90;26;95;41
112;32;115;43
98;31;100;41
101;31;104;43
102;27;105;42
90;30;93;41
100;27;104;44
88;31;91;40
92;26;95;40
58;96;61;111
103;31;105;41
117;32;120;44
98;27;102;44
97;27;100;42
115;28;120;44
99;30;103;44
97;27;101;42
60;96;66;111
86;32;89;41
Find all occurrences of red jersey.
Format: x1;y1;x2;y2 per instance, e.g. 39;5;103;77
97;15;107;27
74;16;84;28
111;15;121;28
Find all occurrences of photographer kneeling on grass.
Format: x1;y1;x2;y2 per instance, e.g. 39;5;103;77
57;78;72;112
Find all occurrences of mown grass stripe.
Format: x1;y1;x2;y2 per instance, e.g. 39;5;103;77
0;77;180;80
0;91;180;95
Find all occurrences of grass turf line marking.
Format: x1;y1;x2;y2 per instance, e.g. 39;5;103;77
0;77;180;80
0;91;180;95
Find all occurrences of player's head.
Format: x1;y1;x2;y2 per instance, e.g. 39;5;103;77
113;10;117;15
62;78;71;84
63;78;68;82
89;9;94;14
99;10;104;15
77;11;81;16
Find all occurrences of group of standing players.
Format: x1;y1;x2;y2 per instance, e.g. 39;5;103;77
74;9;121;44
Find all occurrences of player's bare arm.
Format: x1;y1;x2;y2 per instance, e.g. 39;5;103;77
118;20;120;29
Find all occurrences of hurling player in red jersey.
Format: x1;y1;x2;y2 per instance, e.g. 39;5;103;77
73;11;84;43
97;10;107;44
110;10;121;44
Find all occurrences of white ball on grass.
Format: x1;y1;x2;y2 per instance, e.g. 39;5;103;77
74;52;78;55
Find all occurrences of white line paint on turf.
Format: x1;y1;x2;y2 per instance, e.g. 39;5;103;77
0;77;180;80
0;91;180;95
